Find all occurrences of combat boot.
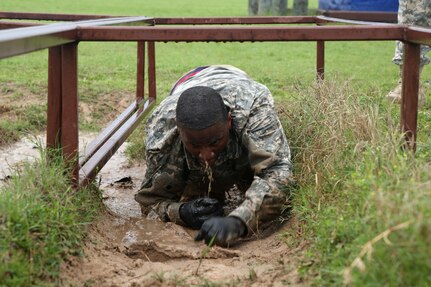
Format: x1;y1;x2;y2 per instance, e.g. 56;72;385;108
386;79;402;103
386;66;426;106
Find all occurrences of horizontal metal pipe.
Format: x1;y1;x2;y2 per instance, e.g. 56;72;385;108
0;14;319;25
0;30;76;59
77;25;405;42
79;99;155;185
79;100;142;167
405;26;431;46
0;21;40;29
0;16;153;59
153;16;318;25
0;11;116;21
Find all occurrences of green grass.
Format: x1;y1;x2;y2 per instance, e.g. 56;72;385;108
0;104;47;145
279;79;431;286
0;147;102;286
1;0;431;286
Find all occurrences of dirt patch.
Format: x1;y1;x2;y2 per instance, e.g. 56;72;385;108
0;82;45;120
79;91;135;126
0;132;308;286
58;145;307;286
0;83;135;147
0;82;45;104
60;213;306;287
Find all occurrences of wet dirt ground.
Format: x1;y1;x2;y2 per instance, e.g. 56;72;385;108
0;134;306;287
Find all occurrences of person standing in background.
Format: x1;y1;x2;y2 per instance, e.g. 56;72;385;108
386;0;430;105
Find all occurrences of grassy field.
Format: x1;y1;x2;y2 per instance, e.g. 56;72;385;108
1;0;431;286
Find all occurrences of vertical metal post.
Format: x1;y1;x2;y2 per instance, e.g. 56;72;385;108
61;42;79;182
317;40;325;80
148;41;156;102
401;42;420;151
47;47;62;149
136;41;146;105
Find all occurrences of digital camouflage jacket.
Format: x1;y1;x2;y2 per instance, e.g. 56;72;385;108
135;65;292;234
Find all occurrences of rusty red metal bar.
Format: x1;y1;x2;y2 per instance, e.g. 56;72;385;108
79;99;155;185
406;26;431;46
47;47;62;150
0;21;40;29
77;25;403;42
148;41;156;102
0;16;152;59
60;42;79;182
316;41;325;80
401;42;421;151
136;41;146;103
0;11;116;21
79;40;154;183
153;16;318;25
79;102;138;167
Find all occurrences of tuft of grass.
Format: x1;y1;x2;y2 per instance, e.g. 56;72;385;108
195;235;217;276
0;126;20;145
124;127;147;162
279;77;431;286
0;104;47;146
0;145;102;286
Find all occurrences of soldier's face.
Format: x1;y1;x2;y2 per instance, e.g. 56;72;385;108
179;113;232;167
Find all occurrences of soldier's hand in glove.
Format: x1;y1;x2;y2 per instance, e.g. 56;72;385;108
195;216;247;247
179;198;224;229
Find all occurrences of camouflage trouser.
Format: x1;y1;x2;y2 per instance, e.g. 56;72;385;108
392;0;431;66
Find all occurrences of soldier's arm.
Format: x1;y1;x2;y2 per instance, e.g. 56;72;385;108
134;147;187;225
134;95;190;224
229;86;292;233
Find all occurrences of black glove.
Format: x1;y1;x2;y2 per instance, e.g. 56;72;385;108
179;198;224;229
195;216;247;247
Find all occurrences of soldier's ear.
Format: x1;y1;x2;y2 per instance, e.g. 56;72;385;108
227;112;232;129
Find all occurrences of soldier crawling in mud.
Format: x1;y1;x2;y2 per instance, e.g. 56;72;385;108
135;65;292;247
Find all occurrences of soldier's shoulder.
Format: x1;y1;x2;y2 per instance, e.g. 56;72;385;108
145;96;179;150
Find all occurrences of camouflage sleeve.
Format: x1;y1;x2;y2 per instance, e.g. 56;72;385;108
134;97;188;225
134;144;187;225
134;151;186;224
228;84;292;234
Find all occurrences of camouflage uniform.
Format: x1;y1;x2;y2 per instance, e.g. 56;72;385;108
392;0;431;66
135;65;292;234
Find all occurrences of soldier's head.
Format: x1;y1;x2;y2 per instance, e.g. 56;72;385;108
176;86;232;167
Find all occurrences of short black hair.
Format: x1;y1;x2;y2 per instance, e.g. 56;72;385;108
176;86;228;130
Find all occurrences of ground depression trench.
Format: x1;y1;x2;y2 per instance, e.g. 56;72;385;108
0;134;306;286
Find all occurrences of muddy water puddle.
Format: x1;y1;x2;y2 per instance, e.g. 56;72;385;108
0;134;43;184
0;134;207;255
0;133;152;236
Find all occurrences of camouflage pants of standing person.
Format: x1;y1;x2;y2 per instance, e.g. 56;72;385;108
392;0;431;67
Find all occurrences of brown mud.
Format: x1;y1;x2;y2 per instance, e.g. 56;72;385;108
0;133;307;287
60;140;307;286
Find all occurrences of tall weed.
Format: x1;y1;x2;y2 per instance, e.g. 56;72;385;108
280;77;431;286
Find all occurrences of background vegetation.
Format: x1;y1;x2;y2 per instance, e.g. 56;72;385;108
1;0;430;286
